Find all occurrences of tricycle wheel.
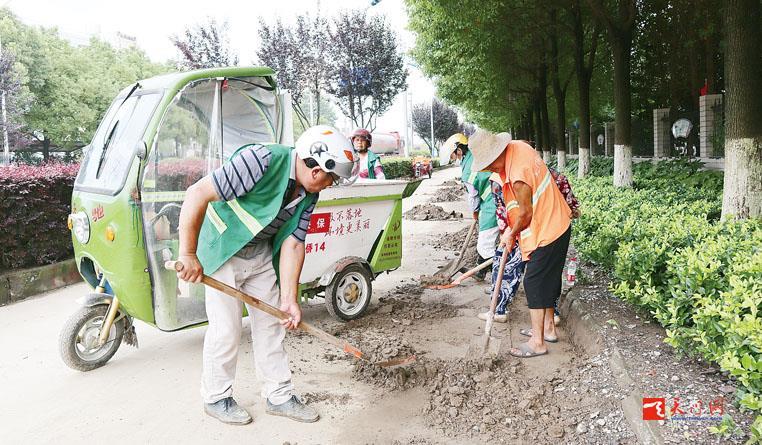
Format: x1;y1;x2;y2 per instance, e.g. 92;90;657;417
325;264;372;321
59;305;124;372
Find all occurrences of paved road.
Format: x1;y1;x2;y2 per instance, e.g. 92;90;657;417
0;167;468;444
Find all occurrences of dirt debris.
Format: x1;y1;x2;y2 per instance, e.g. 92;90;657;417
430;225;480;271
424;357;634;444
404;204;463;221
418;274;452;287
301;391;351;406
430;184;465;203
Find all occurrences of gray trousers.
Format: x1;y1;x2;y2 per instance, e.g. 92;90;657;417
200;243;293;405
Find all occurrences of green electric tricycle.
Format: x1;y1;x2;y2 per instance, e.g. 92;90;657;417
61;67;420;372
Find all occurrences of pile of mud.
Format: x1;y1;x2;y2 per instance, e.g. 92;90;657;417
404;204;463;221
441;179;461;187
342;329;429;390
424;360;575;443
373;287;459;321
429;225;480;270
430;185;465;203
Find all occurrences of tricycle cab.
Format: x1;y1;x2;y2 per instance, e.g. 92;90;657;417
69;65;422;341
70;67;292;331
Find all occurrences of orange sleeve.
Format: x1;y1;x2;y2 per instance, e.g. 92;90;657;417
508;156;534;192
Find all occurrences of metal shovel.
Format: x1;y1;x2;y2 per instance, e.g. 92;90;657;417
165;261;415;369
479;248;511;356
424;258;494;290
430;220;477;280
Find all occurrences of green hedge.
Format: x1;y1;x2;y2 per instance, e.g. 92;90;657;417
380;156;440;179
572;160;762;438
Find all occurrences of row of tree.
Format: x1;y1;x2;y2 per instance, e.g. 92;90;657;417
406;0;761;219
171;11;409;134
0;9;169;161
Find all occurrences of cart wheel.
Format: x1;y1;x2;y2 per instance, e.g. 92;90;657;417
59;305;124;372
325;264;373;321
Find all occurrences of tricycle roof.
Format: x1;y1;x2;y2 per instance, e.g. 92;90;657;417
134;66;277;93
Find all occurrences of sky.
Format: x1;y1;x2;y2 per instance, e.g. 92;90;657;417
7;0;437;142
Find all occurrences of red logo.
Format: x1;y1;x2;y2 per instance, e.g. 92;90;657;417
91;205;105;223
307;213;331;234
642;398;666;420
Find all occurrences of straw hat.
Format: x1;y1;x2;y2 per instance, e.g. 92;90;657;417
468;129;512;173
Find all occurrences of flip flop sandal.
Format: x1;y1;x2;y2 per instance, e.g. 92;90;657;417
509;342;548;358
519;328;559;343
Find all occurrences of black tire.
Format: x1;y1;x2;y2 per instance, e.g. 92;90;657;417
325;264;373;321
59;305;124;372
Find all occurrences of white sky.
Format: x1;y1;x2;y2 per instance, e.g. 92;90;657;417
7;0;436;137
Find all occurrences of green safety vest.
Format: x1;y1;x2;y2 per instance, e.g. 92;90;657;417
197;144;318;275
461;151;498;231
366;150;381;179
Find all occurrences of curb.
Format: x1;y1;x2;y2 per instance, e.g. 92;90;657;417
0;259;82;306
561;288;665;445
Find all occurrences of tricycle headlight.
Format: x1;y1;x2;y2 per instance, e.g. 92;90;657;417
71;212;90;244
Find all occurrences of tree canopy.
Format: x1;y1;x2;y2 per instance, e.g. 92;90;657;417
0;8;169;160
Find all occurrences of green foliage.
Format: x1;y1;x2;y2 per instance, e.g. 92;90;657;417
380;156;440;179
0;8;170;153
572;160;762;429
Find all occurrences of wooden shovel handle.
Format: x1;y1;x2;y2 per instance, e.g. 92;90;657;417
487;248;511;315
165;260;364;359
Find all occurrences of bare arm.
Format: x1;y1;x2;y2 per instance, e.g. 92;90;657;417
500;181;533;250
278;235;306;330
177;176;219;283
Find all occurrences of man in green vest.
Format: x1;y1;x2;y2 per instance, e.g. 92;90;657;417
459;141;499;282
351;128;386;179
176;125;358;426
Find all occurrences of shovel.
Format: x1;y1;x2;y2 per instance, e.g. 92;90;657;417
424;258;494;290
479;247;511;356
165;261;415;369
426;220;477;282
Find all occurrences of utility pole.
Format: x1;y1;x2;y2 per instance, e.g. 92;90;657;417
308;90;314;126
0;36;8;167
429;96;435;155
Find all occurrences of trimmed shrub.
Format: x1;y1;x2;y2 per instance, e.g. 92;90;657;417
380;156;440;179
0;163;80;271
571;160;762;432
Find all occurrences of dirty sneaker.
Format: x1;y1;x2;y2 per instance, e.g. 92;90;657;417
266;395;319;423
204;397;252;425
477;312;507;323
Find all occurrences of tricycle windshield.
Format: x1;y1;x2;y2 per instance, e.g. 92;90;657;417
141;76;284;330
75;91;162;194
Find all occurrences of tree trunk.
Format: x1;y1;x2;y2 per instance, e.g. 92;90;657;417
533;97;542;150
42;138;51;163
571;1;594;178
722;0;762;219
611;34;633;187
550;8;568;171
539;85;552;152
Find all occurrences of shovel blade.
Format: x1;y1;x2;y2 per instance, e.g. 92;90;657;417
375;355;417;369
481;335;502;356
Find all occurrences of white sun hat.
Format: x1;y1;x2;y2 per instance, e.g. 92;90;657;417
468;129;512;173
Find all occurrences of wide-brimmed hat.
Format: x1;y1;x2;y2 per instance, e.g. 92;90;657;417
469;129;512;172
